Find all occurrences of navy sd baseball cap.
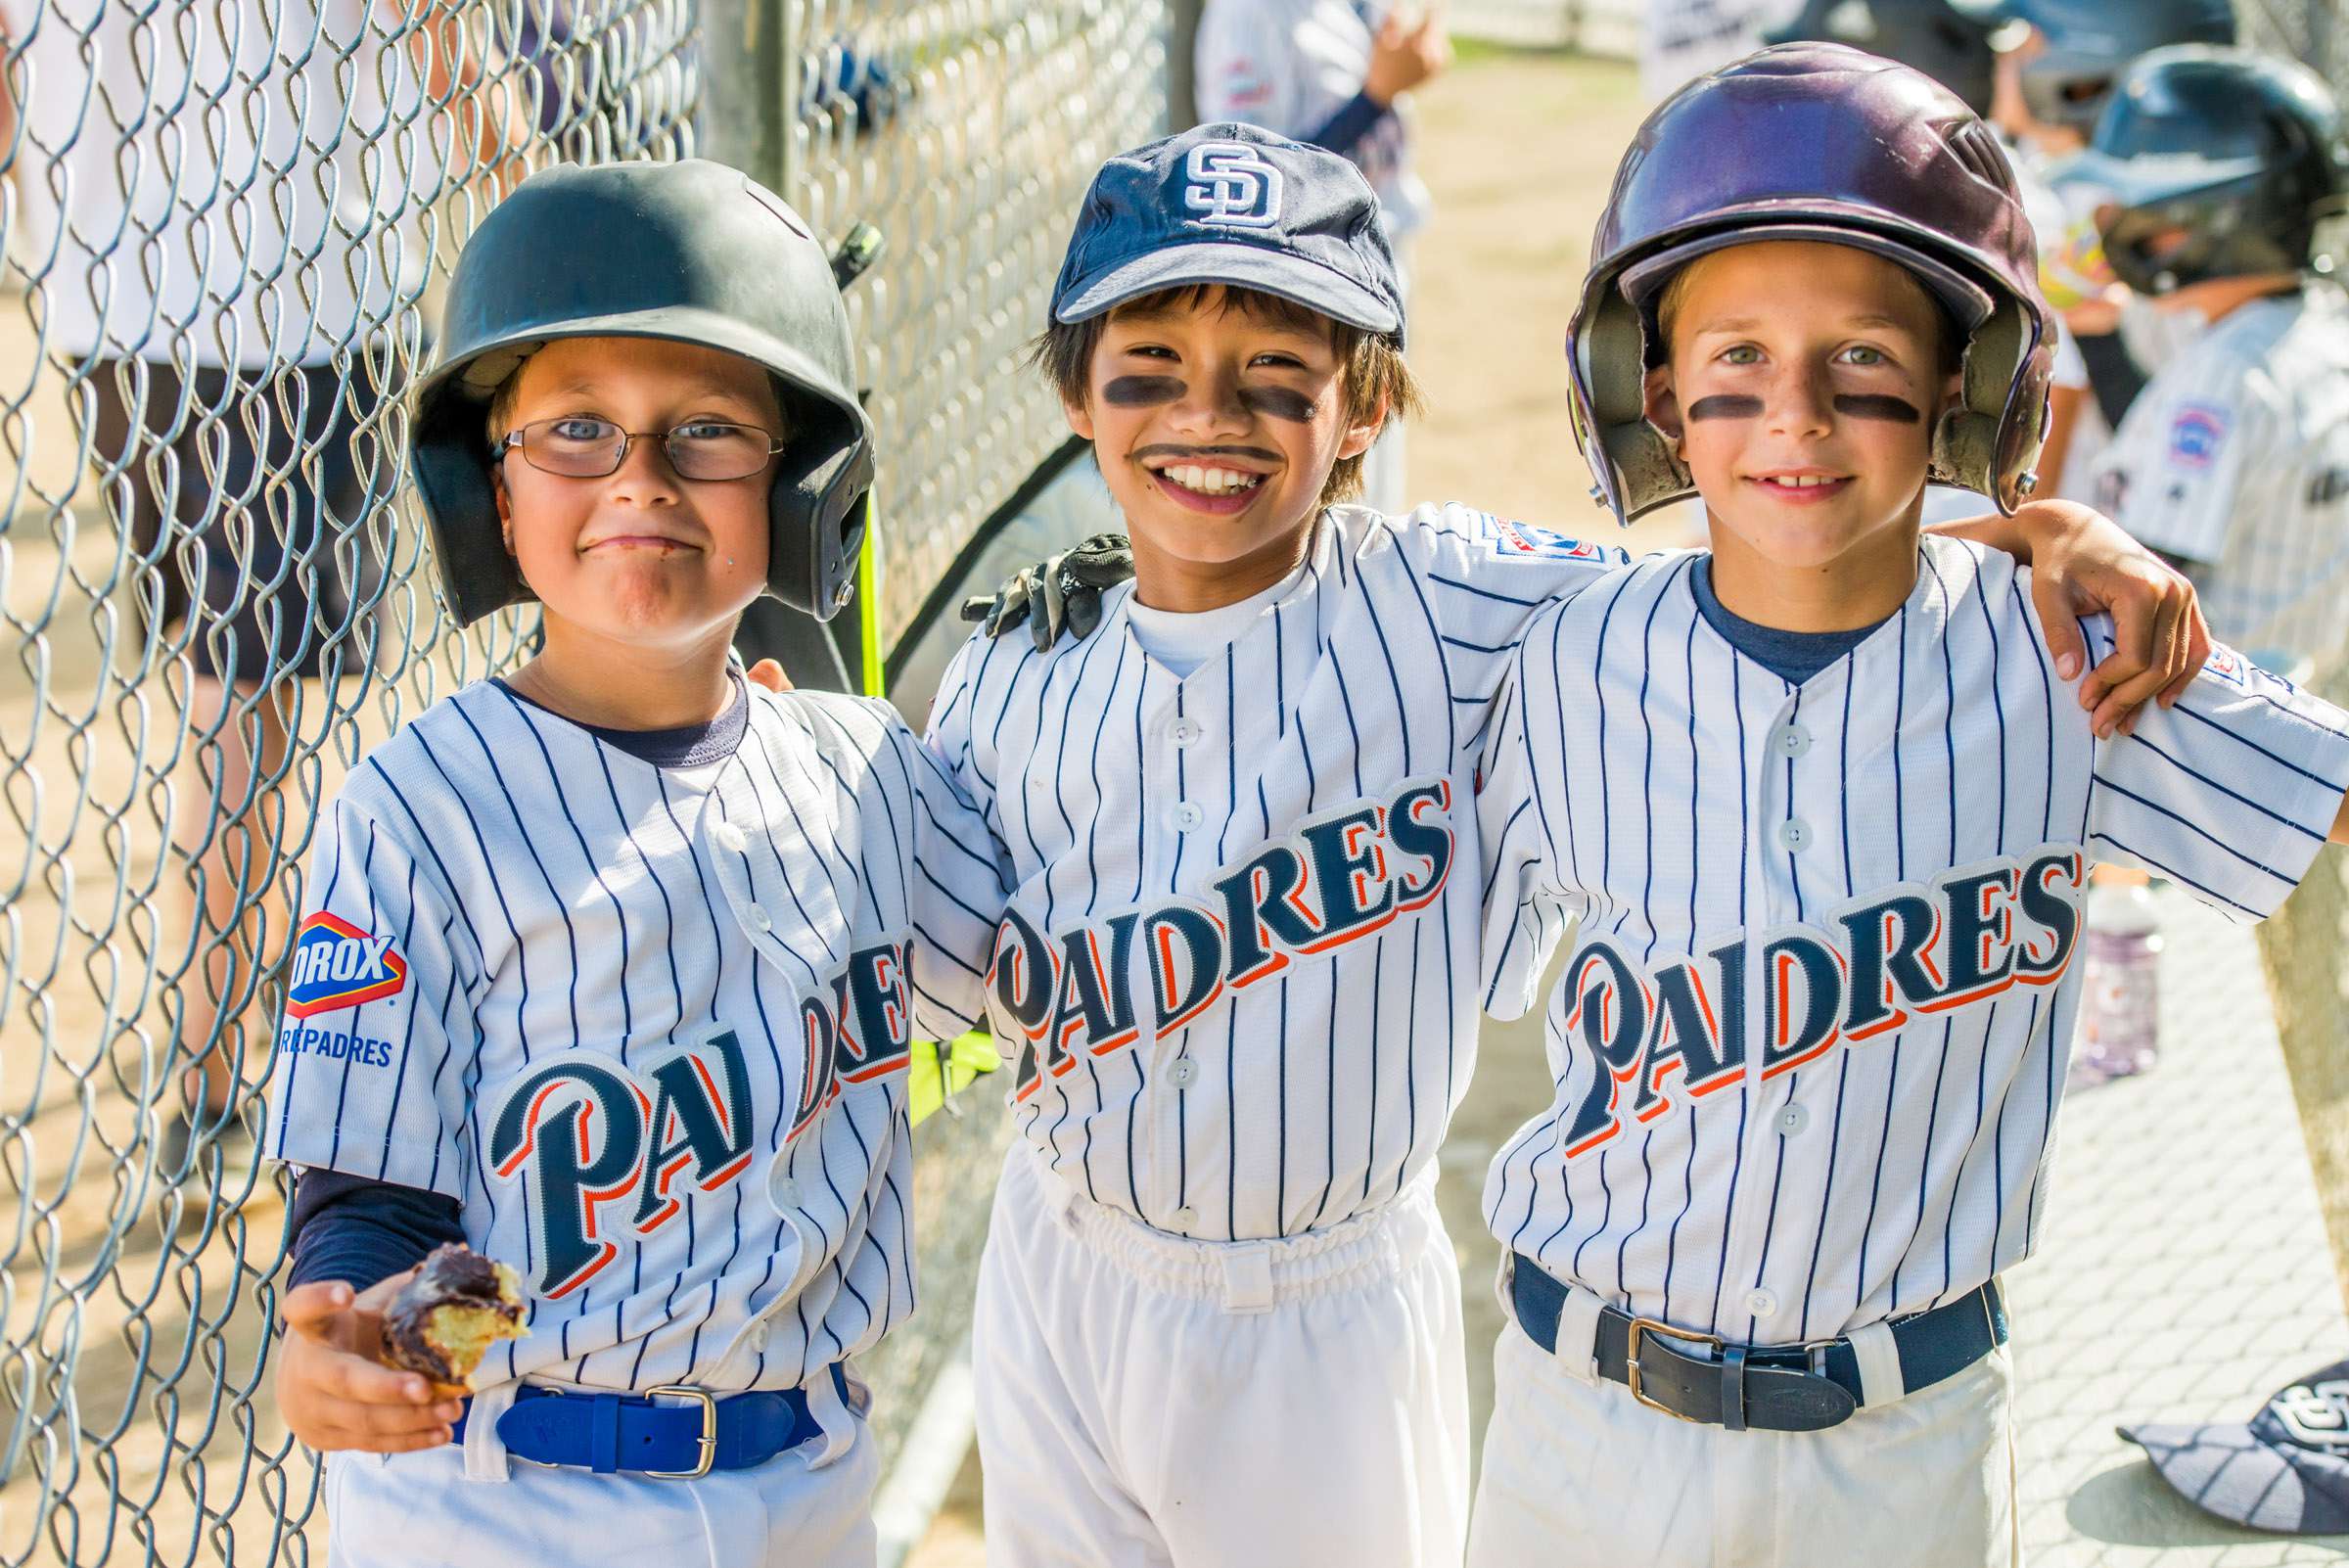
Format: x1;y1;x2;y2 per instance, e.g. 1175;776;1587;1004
1049;121;1405;346
2119;1359;2349;1533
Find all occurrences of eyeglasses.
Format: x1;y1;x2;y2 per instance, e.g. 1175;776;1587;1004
493;417;787;482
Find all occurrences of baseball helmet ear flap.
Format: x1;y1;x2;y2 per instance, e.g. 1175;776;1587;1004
1931;290;2051;510
1565;285;1688;523
766;389;875;619
412;391;531;627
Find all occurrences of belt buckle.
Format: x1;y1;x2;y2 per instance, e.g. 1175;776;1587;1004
1625;1315;1721;1422
642;1385;718;1479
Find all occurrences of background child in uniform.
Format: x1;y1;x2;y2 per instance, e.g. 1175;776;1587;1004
2065;45;2349;683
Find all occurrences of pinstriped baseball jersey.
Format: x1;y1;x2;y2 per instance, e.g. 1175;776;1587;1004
1477;536;2349;1345
927;502;1626;1241
2092;285;2349;677
262;680;1008;1391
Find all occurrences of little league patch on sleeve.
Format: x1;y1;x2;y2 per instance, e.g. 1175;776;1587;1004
2168;402;2231;470
1487;516;1609;563
287;911;408;1017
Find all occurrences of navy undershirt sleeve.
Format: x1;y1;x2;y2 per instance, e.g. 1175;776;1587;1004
1305;90;1391;161
287;1169;466;1289
1690;558;1887;687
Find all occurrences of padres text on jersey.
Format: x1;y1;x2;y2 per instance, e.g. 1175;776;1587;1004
929;503;1626;1240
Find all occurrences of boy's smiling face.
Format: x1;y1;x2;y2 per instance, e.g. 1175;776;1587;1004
494;336;781;651
1645;241;1963;586
1065;286;1383;607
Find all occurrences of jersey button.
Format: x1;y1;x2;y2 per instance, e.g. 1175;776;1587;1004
1168;1058;1199;1087
1773;723;1812;759
1172;1205;1199;1228
1172;802;1206;832
771;1176;799;1208
745;903;774;932
1775;818;1811;853
713;821;748;853
1168;717;1204;746
1775;1103;1810;1136
753;1321;771;1351
1745;1289;1779;1319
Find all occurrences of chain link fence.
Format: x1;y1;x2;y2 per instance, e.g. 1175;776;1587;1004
2240;0;2349;88
0;0;1172;1561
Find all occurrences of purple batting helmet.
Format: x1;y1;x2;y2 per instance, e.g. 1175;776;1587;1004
1567;42;2055;523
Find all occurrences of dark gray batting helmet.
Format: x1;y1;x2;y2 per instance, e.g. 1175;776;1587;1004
409;161;876;626
2057;45;2349;294
1994;0;2236;135
1567;42;2054;522
1764;0;2002;116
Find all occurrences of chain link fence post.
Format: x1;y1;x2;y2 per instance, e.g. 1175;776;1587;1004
702;0;797;196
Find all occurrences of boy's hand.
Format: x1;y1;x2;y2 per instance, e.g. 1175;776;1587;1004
960;534;1135;650
1948;499;2208;738
277;1271;468;1453
1366;6;1451;107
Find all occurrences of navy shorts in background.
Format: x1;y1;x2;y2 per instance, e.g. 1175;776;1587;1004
83;356;393;684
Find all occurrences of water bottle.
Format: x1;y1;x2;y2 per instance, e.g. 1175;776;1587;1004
2074;882;2162;1084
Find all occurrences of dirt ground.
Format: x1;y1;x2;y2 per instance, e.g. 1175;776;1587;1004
903;45;1665;1567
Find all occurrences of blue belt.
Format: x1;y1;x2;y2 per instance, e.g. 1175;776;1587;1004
449;1364;846;1477
1509;1255;2005;1431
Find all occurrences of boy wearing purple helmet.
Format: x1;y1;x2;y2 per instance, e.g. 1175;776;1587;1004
1470;43;2349;1565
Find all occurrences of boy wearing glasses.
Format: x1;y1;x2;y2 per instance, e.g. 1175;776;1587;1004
258;161;1009;1568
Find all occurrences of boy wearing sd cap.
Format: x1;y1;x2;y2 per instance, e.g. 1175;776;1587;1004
941;120;2201;1568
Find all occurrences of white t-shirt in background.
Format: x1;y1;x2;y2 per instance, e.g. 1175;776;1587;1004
0;0;432;367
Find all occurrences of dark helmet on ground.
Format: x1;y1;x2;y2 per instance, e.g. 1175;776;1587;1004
1991;0;2235;135
1568;42;2053;522
2055;46;2348;293
409;160;875;626
1764;0;2001;116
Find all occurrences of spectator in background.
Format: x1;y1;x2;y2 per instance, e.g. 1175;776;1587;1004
0;0;510;1177
1640;0;1790;102
1194;1;1449;513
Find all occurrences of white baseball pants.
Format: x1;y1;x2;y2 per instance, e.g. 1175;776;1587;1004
324;1380;879;1568
1467;1305;2019;1568
973;1144;1471;1568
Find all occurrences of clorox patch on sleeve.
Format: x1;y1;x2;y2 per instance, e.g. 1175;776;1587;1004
287;911;409;1017
1487;516;1609;563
